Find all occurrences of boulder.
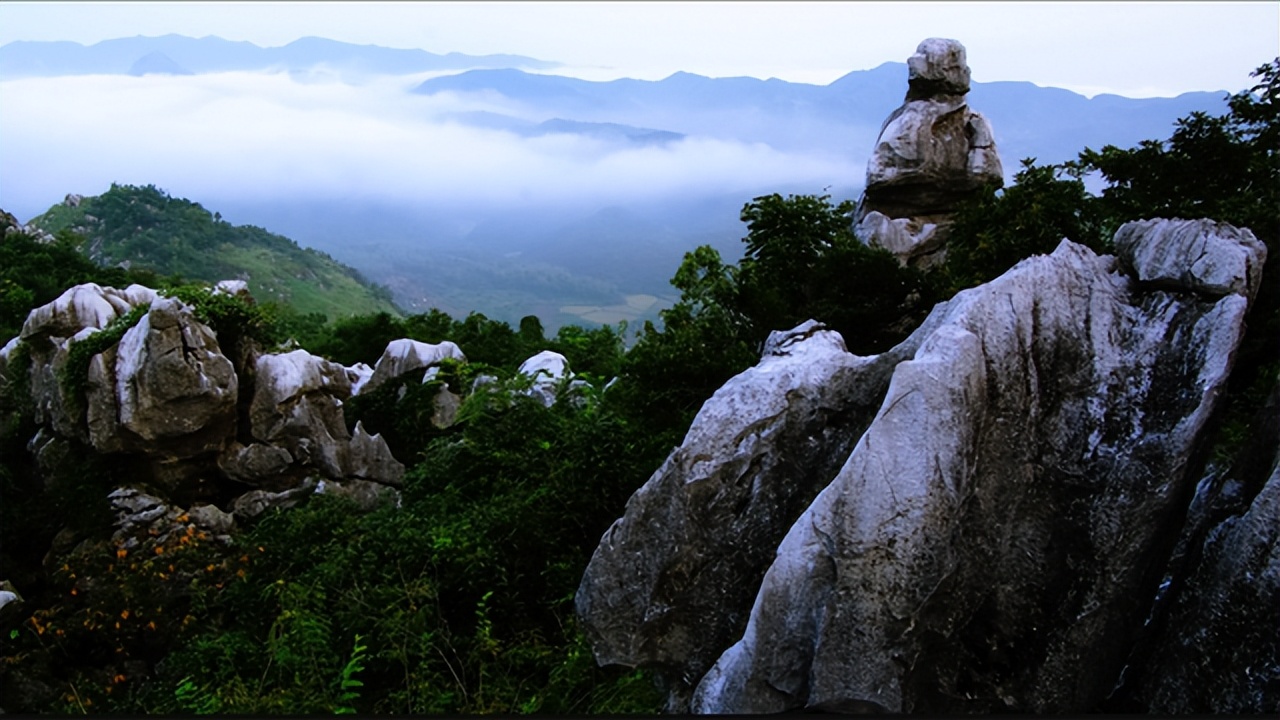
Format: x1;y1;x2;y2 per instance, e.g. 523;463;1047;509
362;338;465;395
580;219;1262;714
185;503;236;535
346;422;404;487
1115;218;1267;299
212;279;253;302
854;38;1003;268
431;385;463;429
249;349;353;474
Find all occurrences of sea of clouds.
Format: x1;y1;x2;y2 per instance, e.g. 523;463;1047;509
0;68;861;223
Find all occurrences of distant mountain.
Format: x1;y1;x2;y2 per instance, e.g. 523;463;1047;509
415;63;1229;167
27;184;401;320
128;51;193;76
0;34;560;78
442;111;685;145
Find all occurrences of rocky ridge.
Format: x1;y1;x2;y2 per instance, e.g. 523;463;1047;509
576;217;1275;713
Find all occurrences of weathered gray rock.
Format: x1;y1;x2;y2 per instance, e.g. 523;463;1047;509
1115;218;1267;299
110;297;238;451
854;38;1003;268
249;349;403;486
346;361;374;396
19;283;154;341
581;219;1263;714
346;421;404;487
108;487;182;543
688;236;1253;713
1128;370;1280;713
212;279;252;302
577;320;929;709
232;479;318;520
907;37;971;97
362;338;465;395
217;441;294;485
519;350;571;407
186;503;236;535
250;349;352;473
431;385;463;429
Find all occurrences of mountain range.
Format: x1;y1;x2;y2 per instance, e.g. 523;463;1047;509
0;34;558;78
2;35;1237;330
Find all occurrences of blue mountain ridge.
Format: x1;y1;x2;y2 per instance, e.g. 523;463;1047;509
0;34;560;77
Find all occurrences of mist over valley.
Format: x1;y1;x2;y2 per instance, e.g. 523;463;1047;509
0;34;1230;328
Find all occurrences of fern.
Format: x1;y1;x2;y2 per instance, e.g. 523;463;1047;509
334;634;368;714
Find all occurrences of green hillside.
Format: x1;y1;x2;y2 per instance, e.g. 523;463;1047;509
28;184;400;320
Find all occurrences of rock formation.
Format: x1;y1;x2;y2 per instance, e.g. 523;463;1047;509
577;218;1268;713
518;350;572;407
4;282;405;523
853;38;1003;268
361;338;465;395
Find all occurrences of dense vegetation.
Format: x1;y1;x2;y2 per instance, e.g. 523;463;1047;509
0;59;1275;714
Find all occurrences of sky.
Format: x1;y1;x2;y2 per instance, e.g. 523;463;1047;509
1;1;1277;97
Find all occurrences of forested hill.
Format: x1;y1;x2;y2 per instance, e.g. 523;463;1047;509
27;184;400;321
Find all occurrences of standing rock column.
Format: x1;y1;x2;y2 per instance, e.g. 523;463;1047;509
853;38;1003;268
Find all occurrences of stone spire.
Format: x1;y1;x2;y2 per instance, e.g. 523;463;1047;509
853;38;1003;268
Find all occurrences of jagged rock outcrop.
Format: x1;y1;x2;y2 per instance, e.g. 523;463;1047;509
1136;456;1280;713
5;282;406;530
853;38;1003;268
361;338;466;395
249;348;403;487
578;218;1265;713
576;321;932;708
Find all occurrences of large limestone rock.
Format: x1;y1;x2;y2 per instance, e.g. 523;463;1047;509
579;219;1263;714
14;283;159;440
576;321;927;709
109;297;238;449
1125;372;1280;713
854;38;1003;268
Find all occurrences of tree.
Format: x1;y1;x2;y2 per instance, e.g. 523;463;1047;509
943;158;1108;291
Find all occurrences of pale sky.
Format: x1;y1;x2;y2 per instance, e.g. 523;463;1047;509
1;1;1277;97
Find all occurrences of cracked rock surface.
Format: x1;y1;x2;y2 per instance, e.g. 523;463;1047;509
578;220;1265;713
